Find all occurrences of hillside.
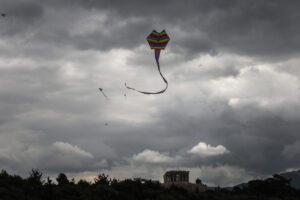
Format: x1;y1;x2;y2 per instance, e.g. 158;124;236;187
280;170;300;189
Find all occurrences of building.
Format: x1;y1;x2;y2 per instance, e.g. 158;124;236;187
164;170;189;184
163;170;207;192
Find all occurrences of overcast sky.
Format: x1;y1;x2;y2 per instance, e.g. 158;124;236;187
1;0;300;187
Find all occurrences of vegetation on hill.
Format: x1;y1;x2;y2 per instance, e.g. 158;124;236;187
280;170;300;189
0;169;300;200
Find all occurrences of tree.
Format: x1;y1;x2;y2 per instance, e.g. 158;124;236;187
45;176;53;186
78;179;90;187
0;169;9;179
273;174;291;186
94;173;110;186
196;178;202;184
27;169;43;186
56;173;69;186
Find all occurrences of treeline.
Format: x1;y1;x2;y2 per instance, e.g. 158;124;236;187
0;169;300;200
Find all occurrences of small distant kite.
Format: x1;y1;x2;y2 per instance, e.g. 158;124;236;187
1;13;6;17
98;88;109;101
125;30;170;94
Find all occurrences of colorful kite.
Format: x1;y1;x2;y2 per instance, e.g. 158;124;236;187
125;30;170;94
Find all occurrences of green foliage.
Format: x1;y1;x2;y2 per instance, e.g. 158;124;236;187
196;178;202;184
94;173;110;186
77;179;90;188
0;169;299;200
56;173;70;186
244;174;297;198
27;169;43;186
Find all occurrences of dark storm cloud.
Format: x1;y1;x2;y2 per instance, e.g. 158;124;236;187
4;0;299;59
0;0;44;36
71;18;150;51
110;61;300;178
59;0;300;59
7;1;43;23
141;98;300;174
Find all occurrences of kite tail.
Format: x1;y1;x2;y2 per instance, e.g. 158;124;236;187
125;49;168;95
98;88;109;101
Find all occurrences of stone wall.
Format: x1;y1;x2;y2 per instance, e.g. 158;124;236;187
164;171;189;184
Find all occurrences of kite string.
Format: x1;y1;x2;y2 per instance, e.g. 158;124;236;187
125;49;168;95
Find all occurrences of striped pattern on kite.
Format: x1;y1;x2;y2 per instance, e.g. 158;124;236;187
125;30;170;95
147;30;170;50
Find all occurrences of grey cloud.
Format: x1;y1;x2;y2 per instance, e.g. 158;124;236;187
4;0;300;59
68;0;300;59
188;142;229;157
132;149;179;164
38;141;106;173
0;0;44;36
189;165;259;187
281;141;300;161
0;138;109;174
175;106;300;174
7;1;43;23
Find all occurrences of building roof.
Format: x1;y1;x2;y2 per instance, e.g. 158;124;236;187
164;170;189;176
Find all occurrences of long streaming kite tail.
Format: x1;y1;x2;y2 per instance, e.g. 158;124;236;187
125;49;168;95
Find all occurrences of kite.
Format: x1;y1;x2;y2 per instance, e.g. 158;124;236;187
125;30;170;94
98;88;109;101
1;13;6;17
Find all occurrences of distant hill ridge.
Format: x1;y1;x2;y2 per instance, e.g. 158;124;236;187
280;170;300;189
229;169;300;190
